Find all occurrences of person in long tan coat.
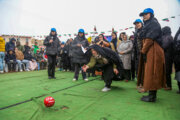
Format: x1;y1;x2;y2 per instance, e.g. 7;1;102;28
137;8;166;102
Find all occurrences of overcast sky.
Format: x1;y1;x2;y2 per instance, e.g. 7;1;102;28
0;0;180;41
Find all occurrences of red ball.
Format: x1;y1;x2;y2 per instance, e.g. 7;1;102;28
44;96;55;107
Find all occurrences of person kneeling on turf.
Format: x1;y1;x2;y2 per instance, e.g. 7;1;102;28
82;44;123;92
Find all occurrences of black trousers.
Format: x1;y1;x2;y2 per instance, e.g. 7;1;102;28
102;64;114;88
166;73;172;88
123;69;131;80
178;81;180;91
74;63;86;80
131;60;135;80
7;62;16;71
47;55;56;77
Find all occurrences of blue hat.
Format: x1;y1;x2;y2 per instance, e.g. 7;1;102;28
133;19;143;25
51;28;56;32
61;42;65;44
139;8;154;16
78;29;85;33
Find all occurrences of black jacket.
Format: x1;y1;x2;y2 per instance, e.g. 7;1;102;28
5;38;16;52
5;53;16;63
86;44;123;73
174;27;180;72
24;51;34;61
44;34;60;56
71;35;89;64
161;26;174;74
140;16;162;46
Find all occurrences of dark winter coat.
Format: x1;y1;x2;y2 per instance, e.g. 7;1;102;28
44;33;60;56
5;38;16;52
5;52;16;63
86;44;123;73
24;45;31;53
71;35;89;64
174;27;180;72
137;16;166;91
161;26;174;74
24;51;34;61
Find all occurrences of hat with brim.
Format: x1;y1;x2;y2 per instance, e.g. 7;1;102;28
139;8;154;17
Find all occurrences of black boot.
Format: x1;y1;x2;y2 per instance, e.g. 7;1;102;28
177;82;180;94
141;90;157;102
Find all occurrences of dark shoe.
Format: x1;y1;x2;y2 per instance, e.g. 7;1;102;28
176;91;180;94
141;95;156;102
52;77;56;79
141;91;157;102
48;76;52;79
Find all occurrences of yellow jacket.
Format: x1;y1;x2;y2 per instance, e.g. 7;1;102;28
0;37;5;52
110;39;121;52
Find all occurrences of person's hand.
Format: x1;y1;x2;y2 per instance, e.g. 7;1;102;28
113;68;119;75
41;59;44;62
77;44;81;47
82;65;89;72
49;39;53;43
119;51;124;55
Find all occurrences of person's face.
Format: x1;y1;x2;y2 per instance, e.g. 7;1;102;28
9;51;13;54
79;33;84;37
51;31;56;35
91;49;98;57
135;22;142;29
143;13;151;21
123;35;127;41
12;40;16;44
15;48;18;52
16;42;20;46
112;33;116;39
99;35;103;41
69;38;73;42
130;37;134;41
26;42;29;46
120;34;124;39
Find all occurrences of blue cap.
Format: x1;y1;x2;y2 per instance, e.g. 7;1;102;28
139;8;154;16
61;42;65;44
51;28;56;32
78;29;85;33
133;19;143;25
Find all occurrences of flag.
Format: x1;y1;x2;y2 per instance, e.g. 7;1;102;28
162;18;169;22
94;26;97;31
125;28;128;30
112;28;114;32
85;33;88;35
101;32;105;34
171;16;175;18
129;27;134;29
64;34;66;36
